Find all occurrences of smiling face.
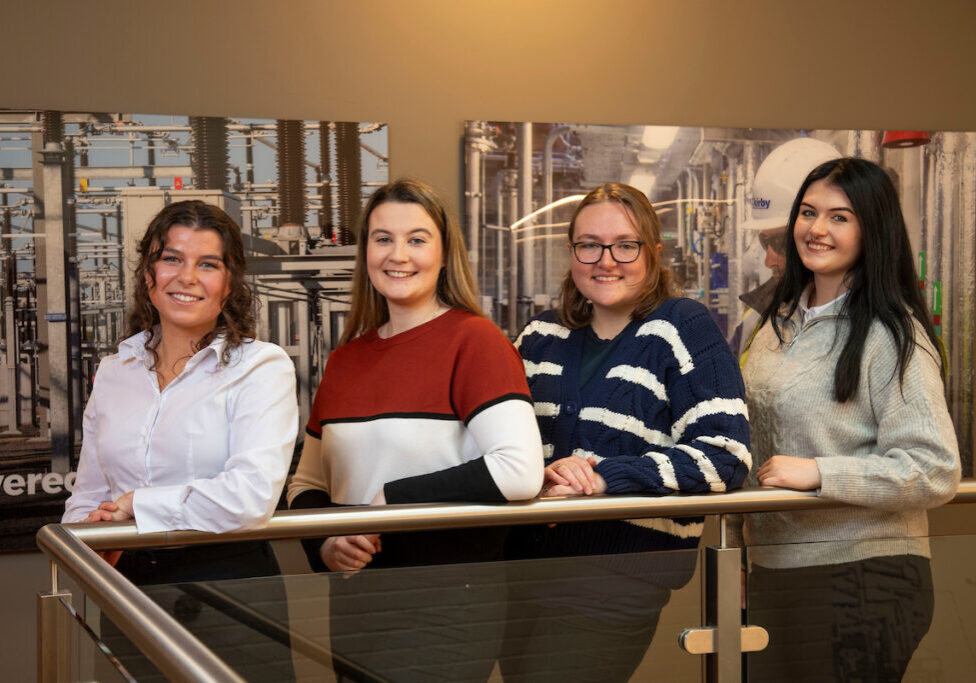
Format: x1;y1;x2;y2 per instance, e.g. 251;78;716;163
365;201;444;315
569;201;649;323
148;226;231;342
793;178;863;302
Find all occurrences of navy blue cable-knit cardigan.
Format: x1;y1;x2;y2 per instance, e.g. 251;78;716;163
513;297;751;555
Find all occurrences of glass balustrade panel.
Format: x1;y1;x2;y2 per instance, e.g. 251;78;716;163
743;534;976;682
54;596;132;682
89;545;706;682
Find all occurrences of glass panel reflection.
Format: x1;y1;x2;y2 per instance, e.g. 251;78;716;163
905;534;976;681
302;549;703;682
743;534;976;682
499;550;700;682
97;575;295;682
92;548;705;682
58;597;132;682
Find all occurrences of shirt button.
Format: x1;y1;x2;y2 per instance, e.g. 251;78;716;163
564;401;578;415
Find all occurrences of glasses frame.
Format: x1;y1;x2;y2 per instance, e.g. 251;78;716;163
570;240;644;264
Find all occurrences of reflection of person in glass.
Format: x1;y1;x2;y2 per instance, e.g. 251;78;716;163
288;178;543;682
729;138;840;358
62;200;299;681
502;183;750;682
739;158;961;681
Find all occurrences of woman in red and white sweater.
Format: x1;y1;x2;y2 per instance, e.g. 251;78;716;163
289;178;542;569
287;178;543;682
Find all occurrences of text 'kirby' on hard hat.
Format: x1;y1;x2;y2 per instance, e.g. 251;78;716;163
742;137;842;231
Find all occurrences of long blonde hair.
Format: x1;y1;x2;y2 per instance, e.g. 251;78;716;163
339;178;484;345
557;182;674;328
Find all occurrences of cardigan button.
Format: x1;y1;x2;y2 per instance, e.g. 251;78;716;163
564;401;578;415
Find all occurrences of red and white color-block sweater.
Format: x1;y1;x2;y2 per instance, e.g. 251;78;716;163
288;308;543;569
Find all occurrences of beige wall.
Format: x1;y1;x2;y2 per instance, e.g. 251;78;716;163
5;0;976;204
4;1;976;679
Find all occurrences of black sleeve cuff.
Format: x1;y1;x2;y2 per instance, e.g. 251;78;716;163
289;489;340;573
384;457;505;504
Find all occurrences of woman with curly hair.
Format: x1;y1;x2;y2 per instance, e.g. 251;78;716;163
63;200;299;680
63;199;298;567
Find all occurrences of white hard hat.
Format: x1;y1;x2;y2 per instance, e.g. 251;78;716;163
742;137;842;231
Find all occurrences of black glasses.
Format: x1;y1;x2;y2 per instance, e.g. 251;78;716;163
571;240;643;264
757;231;787;255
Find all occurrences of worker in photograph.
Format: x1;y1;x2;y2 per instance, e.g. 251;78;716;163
729;137;841;358
739;158;960;680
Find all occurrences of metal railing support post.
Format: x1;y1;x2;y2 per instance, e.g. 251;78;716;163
680;515;767;677
36;525;245;682
705;544;743;682
38;589;73;683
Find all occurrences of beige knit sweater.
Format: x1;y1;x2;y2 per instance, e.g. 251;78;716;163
739;301;960;569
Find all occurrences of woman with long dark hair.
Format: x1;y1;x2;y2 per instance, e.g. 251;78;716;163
741;157;960;681
63;200;299;680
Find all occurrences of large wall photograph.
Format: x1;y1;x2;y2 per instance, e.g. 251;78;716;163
464;122;976;475
0;111;387;549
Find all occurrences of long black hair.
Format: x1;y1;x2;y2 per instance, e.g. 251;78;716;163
759;157;943;402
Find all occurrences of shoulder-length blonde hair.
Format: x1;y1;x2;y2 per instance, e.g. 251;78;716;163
339;178;484;346
557;182;674;328
128;200;254;367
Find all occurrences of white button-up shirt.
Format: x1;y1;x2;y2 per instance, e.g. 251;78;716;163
63;332;298;534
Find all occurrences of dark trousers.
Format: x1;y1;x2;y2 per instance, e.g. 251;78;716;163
327;561;507;683
499;582;663;683
98;541;295;682
746;554;934;683
498;542;698;683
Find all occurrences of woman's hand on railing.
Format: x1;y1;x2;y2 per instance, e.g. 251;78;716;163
109;492;135;520
541;455;606;497
83;508;115;523
84;492;135;523
756;455;822;491
81;501;131;566
320;535;382;573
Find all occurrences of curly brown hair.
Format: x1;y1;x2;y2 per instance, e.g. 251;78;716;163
339;178;484;346
127;200;255;366
557;182;675;328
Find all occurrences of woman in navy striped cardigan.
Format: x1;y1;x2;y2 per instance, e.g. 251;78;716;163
501;182;750;682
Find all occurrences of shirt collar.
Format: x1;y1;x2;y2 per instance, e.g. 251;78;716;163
798;284;849;325
118;329;228;366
